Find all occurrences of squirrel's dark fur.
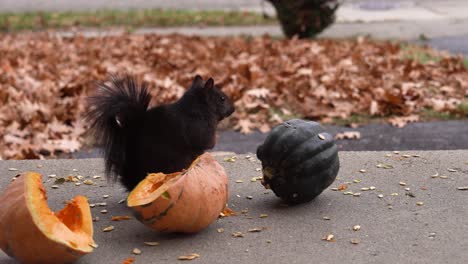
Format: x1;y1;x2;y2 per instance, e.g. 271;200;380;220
85;75;235;191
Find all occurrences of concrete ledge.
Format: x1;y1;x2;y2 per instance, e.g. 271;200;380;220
1;150;467;263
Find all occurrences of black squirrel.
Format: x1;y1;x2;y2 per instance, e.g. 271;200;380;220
85;74;235;191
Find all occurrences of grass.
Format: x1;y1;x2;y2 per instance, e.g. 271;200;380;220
0;9;277;31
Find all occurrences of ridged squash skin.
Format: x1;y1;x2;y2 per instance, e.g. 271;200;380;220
0;172;95;264
127;152;228;233
257;119;340;204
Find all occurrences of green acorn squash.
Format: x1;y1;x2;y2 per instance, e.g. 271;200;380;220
257;119;339;204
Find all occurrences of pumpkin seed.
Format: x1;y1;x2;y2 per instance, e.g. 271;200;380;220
405;187;411;191
37;164;43;168
103;195;110;199
217;228;225;233
259;214;268;218
402;154;411;158
93;175;102;179
385;154;393;157
353;179;361;183
102;225;114;232
447;168;457;172
350;239;360;244
369;186;376;190
359;169;367;173
118;199;126;204
89;204;96;208
178;253;199;260
353;225;361;231
132;248;141;255
48;174;56;178
377;163;393;169
246;196;253;199
431;172;439;178
8;168;18;171
89;243;99;249
318;134;326;140
256;168;261;171
75;182;81;186
232;232;244;238
98;202;107;207
343;191;353;195
399;182;406;186
235;180;243;183
72;169;78;172
412;154;420;157
393;151;400;154
93;217;100;222
51;185;59;189
144;242;160;246
377;194;384;198
322;234;335;242
361;187;370;191
416;202;424;206
224;156;237;162
353;193;361;197
457;186;468;191
323;216;331;220
76;175;84;180
100;210;108;214
391;193;398;196
83;180;94;185
248;227;263;232
331;188;339;191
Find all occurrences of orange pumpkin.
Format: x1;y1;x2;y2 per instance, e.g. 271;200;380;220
127;152;228;233
0;172;96;264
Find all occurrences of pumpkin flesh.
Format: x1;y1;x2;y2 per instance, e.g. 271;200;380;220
127;153;228;233
0;172;95;264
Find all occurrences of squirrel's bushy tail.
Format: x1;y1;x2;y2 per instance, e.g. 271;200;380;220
85;75;151;182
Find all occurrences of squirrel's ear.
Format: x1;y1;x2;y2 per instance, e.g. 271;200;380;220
192;75;204;88
204;78;214;90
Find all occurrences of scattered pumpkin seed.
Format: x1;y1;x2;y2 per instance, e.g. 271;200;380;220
322;234;335;242
111;216;131;221
391;193;399;196
118;199;126;204
322;216;331;220
393;151;400;154
245;155;251;159
100;210;108;214
431;172;439;178
8;168;18;171
457;186;468;191
402;154;411;158
416;202;424;206
48;174;57;178
89;243;98;249
331;188;339;191
353;179;361;183
235;180;244;183
51;185;59;189
98;202;107;207
241;209;249;214
102;225;114;232
93;217;100;222
377;163;393;169
352;225;361;231
318;134;326;140
75;182;81;186
385;154;393;157
399;182;407;186
72;169;78;172
76;175;84;180
353;193;361;197
217;228;225;233
89;204;96;208
377;194;384;198
412;154;420;157
248;227;263;232
359;169;367;173
361;187;370;191
144;242;160;246
83;180;94;185
428;232;436;237
405;187;411;191
350;239;360;244
132;248;141;255
93;175;102;179
37;164;43;168
246;196;253;200
232;232;244;238
224;156;237;162
259;214;268;218
256;168;261;171
103;195;110;199
178;253;200;261
447;168;457;172
343;191;354;195
369;186;376;190
439;175;448;179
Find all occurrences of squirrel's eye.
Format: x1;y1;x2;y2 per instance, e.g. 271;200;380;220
220;96;226;101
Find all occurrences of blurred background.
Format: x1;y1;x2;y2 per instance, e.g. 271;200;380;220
0;0;467;159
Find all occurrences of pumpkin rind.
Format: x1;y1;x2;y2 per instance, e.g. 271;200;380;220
127;152;228;233
257;119;340;204
0;172;95;264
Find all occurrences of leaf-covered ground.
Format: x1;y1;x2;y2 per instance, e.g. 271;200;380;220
0;33;467;159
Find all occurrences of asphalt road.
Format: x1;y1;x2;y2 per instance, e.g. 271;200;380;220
0;150;467;263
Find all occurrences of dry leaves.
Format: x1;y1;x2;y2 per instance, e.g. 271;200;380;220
0;33;467;159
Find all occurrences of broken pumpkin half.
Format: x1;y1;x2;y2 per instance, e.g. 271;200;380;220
0;172;96;264
127;152;228;233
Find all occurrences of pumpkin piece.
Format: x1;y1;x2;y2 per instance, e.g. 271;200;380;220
0;172;96;264
127;152;229;233
257;119;340;204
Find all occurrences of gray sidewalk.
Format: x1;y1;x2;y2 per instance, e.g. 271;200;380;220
1;151;467;263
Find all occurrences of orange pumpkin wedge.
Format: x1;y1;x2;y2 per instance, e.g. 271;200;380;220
0;172;96;264
127;152;228;233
